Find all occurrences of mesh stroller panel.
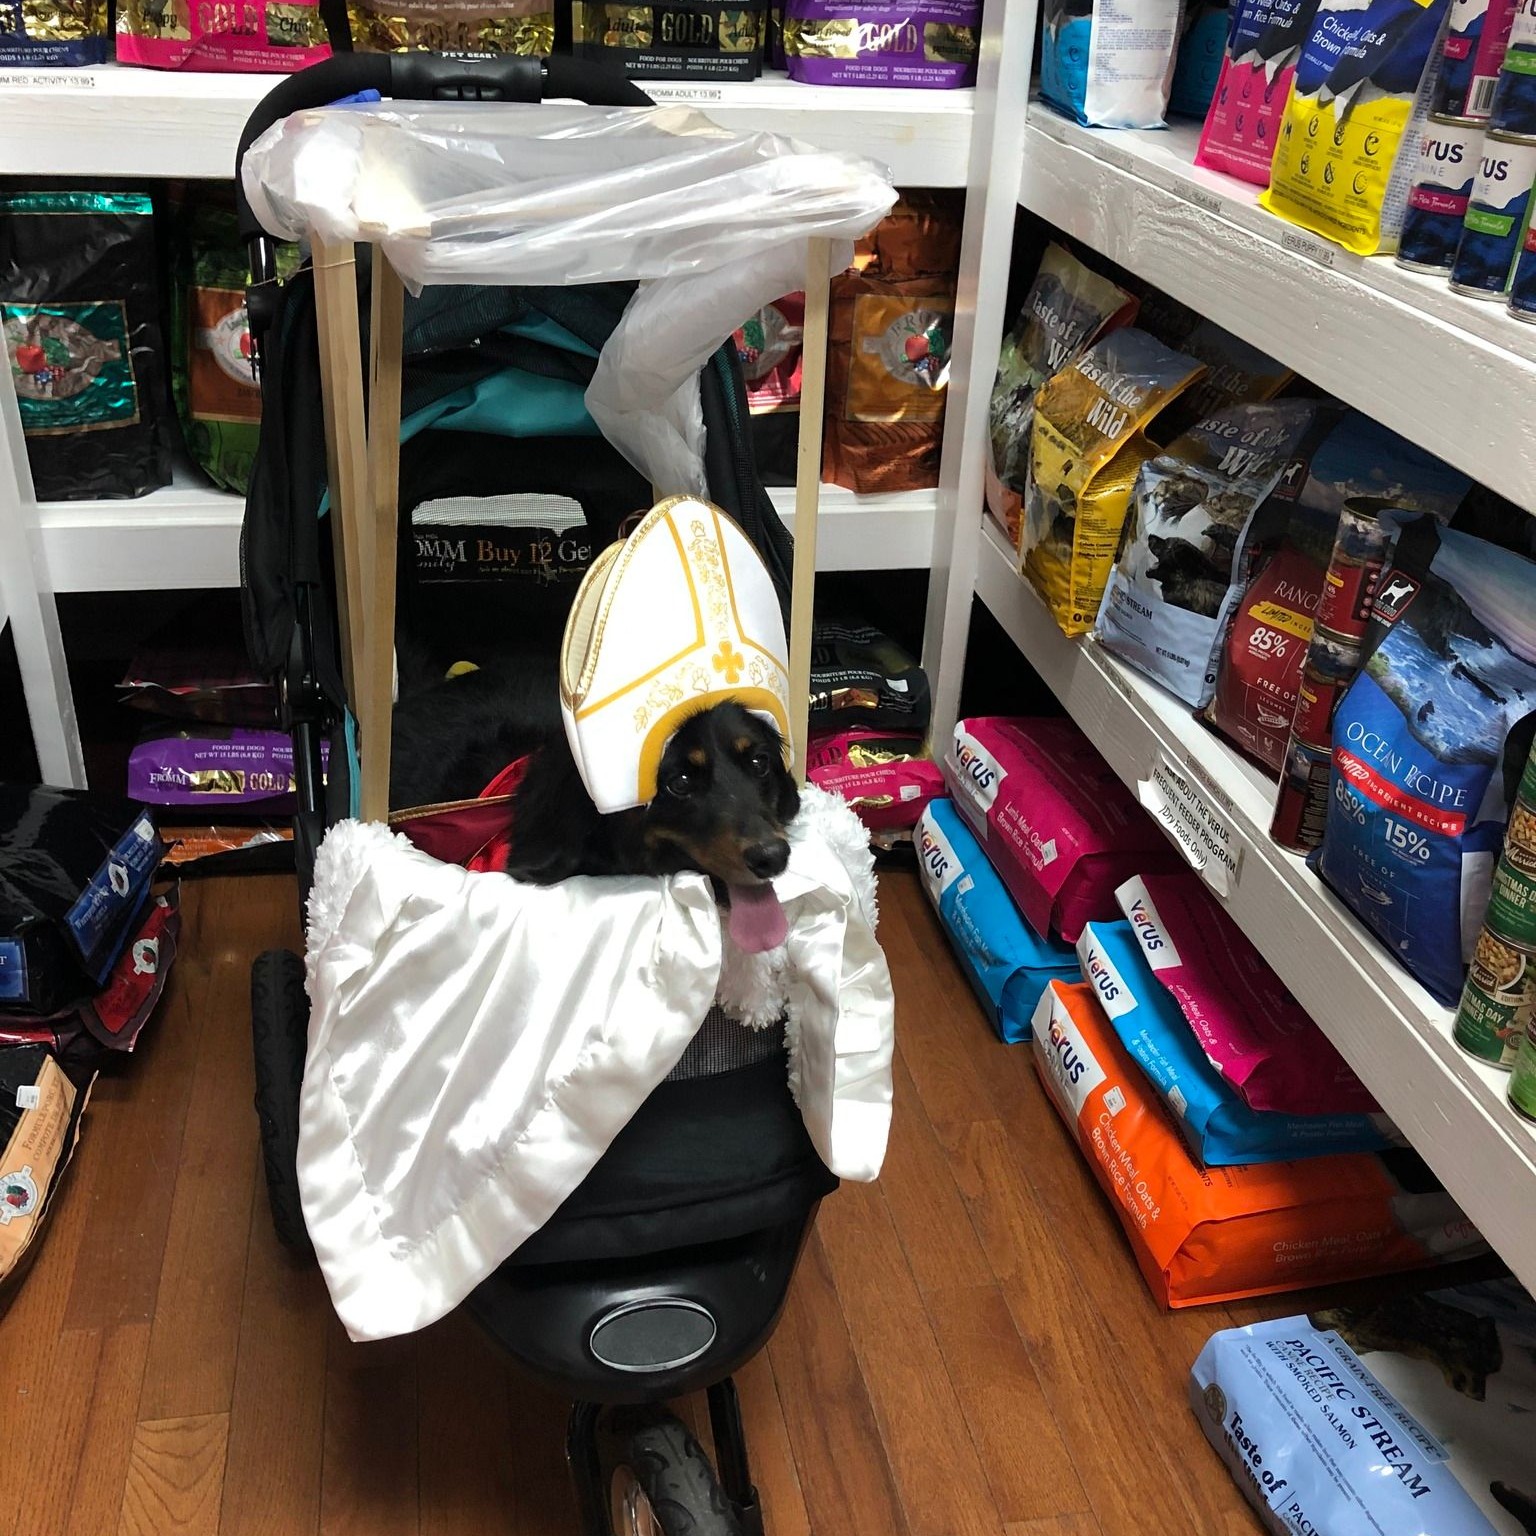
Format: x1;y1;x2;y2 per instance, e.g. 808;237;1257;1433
665;1008;786;1081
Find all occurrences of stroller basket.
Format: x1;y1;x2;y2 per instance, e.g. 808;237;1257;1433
238;52;893;1536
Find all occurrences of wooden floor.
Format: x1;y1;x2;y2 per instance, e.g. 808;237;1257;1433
0;866;1299;1536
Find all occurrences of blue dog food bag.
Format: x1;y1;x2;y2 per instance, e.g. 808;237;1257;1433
916;799;1079;1042
1041;0;1185;128
1318;521;1536;1005
1191;1278;1536;1536
1076;918;1397;1164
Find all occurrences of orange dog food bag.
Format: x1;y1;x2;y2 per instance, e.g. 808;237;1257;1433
1030;979;1485;1307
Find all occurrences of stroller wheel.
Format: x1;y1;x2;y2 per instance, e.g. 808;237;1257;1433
600;1410;742;1536
250;947;314;1259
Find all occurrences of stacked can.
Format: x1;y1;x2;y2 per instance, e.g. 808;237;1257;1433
1511;222;1536;314
1510;1019;1536;1120
1437;0;1518;119
1454;742;1536;1068
1271;497;1400;852
1449;132;1536;294
1399;116;1489;271
1489;0;1536;137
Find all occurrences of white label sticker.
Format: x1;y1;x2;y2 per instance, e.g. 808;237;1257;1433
1279;229;1338;269
1136;754;1244;896
1076;924;1137;1019
643;83;725;101
15;1085;40;1110
0;70;97;90
1103;1085;1127;1117
916;811;964;900
1186;188;1222;214
948;725;1007;814
1033;988;1109;1120
1116;875;1183;972
1098;142;1135;173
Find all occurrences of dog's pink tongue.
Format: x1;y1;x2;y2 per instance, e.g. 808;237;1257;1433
727;883;788;954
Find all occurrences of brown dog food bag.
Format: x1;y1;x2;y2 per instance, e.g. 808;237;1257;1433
821;191;963;495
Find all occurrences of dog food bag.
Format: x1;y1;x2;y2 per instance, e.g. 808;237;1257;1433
0;787;161;1017
1192;1279;1536;1536
171;195;300;496
1096;401;1331;709
126;727;319;815
1034;979;1484;1307
1078;918;1396;1163
943;717;1183;942
1040;0;1184;127
120;627;279;730
917;799;1081;1043
986;243;1137;548
0;1046;92;1297
1150;319;1294;447
1260;0;1454;255
1116;871;1380;1113
1318;523;1536;1006
783;0;980;86
117;0;330;67
823;192;962;495
1205;412;1469;774
1196;0;1324;183
808;621;930;736
734;293;803;486
1172;0;1233;115
0;191;172;503
808;728;944;834
1022;328;1207;637
573;1;757;76
0;0;107;61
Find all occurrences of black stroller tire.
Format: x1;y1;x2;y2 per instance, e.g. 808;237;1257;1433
600;1410;742;1536
251;947;314;1259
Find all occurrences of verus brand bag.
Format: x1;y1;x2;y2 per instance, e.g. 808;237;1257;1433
1033;978;1484;1307
942;717;1182;942
917;799;1080;1043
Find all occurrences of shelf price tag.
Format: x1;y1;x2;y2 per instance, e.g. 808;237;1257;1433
1138;751;1243;896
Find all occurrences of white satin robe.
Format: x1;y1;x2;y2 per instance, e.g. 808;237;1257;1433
298;785;894;1342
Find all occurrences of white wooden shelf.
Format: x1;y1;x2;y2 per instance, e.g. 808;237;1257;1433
1018;104;1536;512
34;473;936;591
974;519;1536;1299
0;65;972;185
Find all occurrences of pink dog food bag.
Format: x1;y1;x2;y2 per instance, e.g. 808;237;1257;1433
1115;870;1379;1115
1195;0;1322;184
807;728;943;835
116;0;331;71
942;717;1181;942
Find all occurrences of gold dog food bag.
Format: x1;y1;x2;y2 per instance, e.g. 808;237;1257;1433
1260;0;1454;255
1021;327;1206;636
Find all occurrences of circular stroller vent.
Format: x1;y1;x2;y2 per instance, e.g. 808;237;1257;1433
589;1298;718;1373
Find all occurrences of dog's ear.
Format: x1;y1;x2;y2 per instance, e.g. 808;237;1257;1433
502;738;611;884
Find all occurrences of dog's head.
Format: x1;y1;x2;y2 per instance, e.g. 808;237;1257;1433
643;701;800;886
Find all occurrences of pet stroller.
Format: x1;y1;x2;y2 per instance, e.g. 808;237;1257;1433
235;54;891;1536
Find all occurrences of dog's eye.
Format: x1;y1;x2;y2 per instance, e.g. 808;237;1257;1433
746;751;773;778
664;771;695;799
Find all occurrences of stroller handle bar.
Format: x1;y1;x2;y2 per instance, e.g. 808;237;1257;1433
234;53;653;242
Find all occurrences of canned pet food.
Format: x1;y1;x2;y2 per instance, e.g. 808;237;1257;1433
1436;0;1518;118
1271;738;1332;851
1489;0;1536;135
1510;1021;1536;1119
1398;115;1487;271
1485;800;1536;945
1454;930;1536;1067
1449;131;1536;295
1510;218;1536;314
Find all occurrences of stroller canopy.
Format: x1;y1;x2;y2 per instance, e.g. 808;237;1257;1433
241;102;896;497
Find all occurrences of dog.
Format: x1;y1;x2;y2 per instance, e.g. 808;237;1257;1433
391;654;801;951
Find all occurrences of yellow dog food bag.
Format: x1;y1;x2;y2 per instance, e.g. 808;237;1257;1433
1031;980;1486;1307
1260;0;1454;255
1021;327;1206;636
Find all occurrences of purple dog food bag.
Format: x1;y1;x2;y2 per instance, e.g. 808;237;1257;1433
783;0;980;87
1115;870;1380;1116
127;727;325;813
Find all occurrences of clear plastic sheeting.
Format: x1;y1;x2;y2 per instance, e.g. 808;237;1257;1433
241;103;897;495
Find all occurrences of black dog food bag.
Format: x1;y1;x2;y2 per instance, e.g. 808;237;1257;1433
0;190;172;502
1;786;161;1017
571;1;766;78
809;620;931;735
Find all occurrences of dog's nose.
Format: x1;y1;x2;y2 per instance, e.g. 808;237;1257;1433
744;839;790;880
